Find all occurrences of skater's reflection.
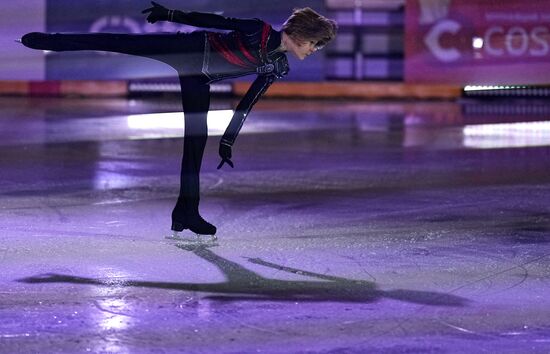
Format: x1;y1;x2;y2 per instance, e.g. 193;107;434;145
18;246;468;306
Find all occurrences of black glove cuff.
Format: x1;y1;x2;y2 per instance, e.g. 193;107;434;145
220;139;233;147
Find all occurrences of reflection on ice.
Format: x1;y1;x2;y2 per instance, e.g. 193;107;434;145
126;110;234;135
90;269;133;353
463;121;550;149
97;298;131;331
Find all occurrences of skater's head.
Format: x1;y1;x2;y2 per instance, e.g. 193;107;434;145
281;7;338;60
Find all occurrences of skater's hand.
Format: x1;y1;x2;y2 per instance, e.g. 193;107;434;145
142;1;169;24
217;143;234;170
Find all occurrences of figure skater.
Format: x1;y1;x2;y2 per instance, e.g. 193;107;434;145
21;1;338;239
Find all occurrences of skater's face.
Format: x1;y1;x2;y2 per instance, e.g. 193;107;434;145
285;35;320;60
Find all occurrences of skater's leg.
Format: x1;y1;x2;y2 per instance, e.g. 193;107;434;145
21;32;204;69
179;75;210;199
171;75;216;236
23;32;164;54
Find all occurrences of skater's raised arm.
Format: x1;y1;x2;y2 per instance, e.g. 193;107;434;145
142;1;263;33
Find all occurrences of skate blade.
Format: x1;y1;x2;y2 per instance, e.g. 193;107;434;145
164;232;218;248
195;233;218;243
15;39;22;43
164;235;184;241
176;235;218;250
165;230;184;241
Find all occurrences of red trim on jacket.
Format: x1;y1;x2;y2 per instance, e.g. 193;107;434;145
236;36;259;65
208;23;272;68
260;23;270;61
207;33;249;68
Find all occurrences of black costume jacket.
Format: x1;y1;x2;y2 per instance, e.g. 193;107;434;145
169;10;290;147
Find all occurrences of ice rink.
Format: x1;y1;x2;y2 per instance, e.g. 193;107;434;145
1;96;549;353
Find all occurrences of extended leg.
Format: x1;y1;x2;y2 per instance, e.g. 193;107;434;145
21;32;204;70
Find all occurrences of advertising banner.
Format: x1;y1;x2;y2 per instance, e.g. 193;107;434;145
405;0;550;85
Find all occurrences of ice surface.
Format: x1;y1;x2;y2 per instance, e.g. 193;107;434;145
0;97;549;353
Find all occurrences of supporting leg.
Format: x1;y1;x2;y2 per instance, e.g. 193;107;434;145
171;75;217;237
179;75;210;200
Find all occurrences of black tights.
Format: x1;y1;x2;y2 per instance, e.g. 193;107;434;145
31;32;211;209
178;75;210;201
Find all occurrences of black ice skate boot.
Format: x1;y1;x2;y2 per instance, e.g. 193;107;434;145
170;198;217;241
21;32;61;51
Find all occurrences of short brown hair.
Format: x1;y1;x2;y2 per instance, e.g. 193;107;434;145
282;8;338;47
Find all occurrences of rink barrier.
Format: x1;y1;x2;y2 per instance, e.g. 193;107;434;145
0;81;28;95
0;80;127;97
234;82;462;100
0;80;462;99
60;80;128;97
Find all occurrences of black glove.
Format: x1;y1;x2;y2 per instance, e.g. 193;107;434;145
217;143;234;170
256;54;290;78
272;53;290;78
141;1;169;24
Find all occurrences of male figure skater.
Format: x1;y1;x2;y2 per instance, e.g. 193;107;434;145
21;2;337;239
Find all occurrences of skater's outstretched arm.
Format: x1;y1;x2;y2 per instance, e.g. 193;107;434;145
142;1;263;33
216;74;277;170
